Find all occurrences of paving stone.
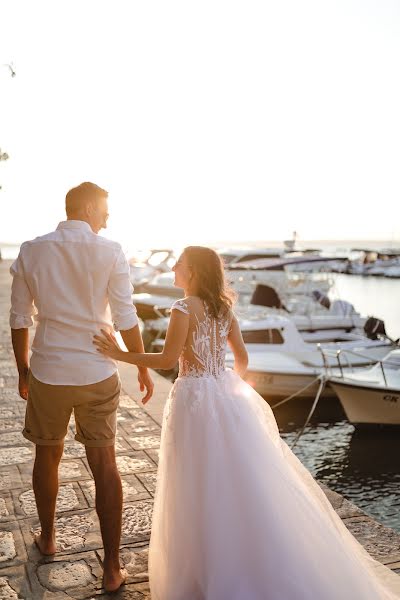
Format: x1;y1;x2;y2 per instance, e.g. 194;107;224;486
94;582;151;599
321;484;365;519
121;501;154;543
0;532;15;563
344;516;400;564
14;483;86;517
0;391;21;404
136;473;158;496
0;575;19;599
0;466;23;491
27;551;102;599
120;546;149;582
57;460;91;482
62;443;86;459
80;476;149;508
0;432;30;448
144;449;159;465
127;409;150;420
120;419;161;437
0;447;33;467
119;395;140;410
115;437;133;454
0;406;23;420
0;522;27;568
127;437;160;451
0;500;9;520
27;510;101;555
0;566;31;599
116;453;156;475
38;559;94;590
0;419;24;433
1;379;19;389
0;361;17;370
0;367;18;377
0;493;14;522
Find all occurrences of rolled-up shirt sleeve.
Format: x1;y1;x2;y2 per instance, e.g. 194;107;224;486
108;248;139;331
9;252;36;329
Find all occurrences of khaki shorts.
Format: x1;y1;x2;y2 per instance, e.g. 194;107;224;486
23;372;121;447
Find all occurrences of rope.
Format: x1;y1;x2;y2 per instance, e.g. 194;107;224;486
290;376;327;450
270;375;322;409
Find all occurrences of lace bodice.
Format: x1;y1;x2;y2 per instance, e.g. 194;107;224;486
172;297;232;378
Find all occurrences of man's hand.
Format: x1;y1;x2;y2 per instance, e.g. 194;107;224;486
18;367;29;401
138;369;154;404
11;329;30;401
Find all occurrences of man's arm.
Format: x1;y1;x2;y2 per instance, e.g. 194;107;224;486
11;329;30;400
120;326;154;403
108;248;154;403
9;250;35;400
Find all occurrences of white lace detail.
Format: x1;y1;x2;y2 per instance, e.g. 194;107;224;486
178;300;231;379
171;300;190;315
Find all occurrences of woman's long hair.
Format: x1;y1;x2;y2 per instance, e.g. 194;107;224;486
183;246;237;318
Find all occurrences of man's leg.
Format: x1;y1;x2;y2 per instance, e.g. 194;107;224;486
32;443;64;555
85;445;125;592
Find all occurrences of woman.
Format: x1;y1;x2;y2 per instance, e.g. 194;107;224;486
94;246;400;600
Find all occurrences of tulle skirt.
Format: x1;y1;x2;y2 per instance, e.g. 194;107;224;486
149;369;400;599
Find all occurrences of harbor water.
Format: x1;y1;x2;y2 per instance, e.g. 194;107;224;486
277;273;400;533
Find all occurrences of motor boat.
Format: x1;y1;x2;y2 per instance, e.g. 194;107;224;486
128;249;176;288
225;315;395;399
328;350;400;425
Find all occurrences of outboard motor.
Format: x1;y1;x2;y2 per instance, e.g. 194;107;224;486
250;284;289;312
364;317;387;340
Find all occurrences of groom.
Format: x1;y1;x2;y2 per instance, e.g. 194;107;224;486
10;182;153;593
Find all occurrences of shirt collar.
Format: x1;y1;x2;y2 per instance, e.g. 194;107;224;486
57;220;94;233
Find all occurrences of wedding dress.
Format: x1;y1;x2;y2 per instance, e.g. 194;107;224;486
149;297;400;599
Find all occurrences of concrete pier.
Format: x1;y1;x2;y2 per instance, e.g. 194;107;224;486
0;259;399;598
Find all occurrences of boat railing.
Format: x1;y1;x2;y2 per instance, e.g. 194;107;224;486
317;345;390;387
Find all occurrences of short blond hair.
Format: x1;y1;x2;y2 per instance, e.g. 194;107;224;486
65;182;108;217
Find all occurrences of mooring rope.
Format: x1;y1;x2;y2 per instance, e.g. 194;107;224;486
290;376;327;450
270;375;322;409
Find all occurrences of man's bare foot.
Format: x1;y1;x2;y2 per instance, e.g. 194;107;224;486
34;532;57;556
103;568;127;593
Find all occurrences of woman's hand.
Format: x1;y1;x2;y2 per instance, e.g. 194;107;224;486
93;329;124;360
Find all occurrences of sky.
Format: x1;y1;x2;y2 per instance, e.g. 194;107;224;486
1;0;400;250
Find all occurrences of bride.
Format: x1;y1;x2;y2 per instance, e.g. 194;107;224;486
94;246;400;600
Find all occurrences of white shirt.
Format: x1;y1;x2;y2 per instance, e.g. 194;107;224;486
10;220;138;385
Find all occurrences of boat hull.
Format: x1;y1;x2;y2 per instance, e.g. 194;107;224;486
244;370;335;399
330;381;400;425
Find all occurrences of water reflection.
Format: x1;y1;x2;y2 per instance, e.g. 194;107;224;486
276;399;400;532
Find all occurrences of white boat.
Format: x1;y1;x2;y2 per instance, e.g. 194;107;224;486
224;315;394;399
128;249;176;287
328;350;400;425
384;264;400;278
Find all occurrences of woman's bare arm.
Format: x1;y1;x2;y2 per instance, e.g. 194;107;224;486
93;308;189;370
227;315;248;377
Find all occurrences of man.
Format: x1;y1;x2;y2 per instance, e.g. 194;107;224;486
10;182;153;593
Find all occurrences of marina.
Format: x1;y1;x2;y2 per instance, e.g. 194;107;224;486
123;241;400;534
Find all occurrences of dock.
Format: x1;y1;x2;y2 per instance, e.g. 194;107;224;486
0;259;399;598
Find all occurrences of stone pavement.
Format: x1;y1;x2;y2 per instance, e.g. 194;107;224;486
0;259;399;598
